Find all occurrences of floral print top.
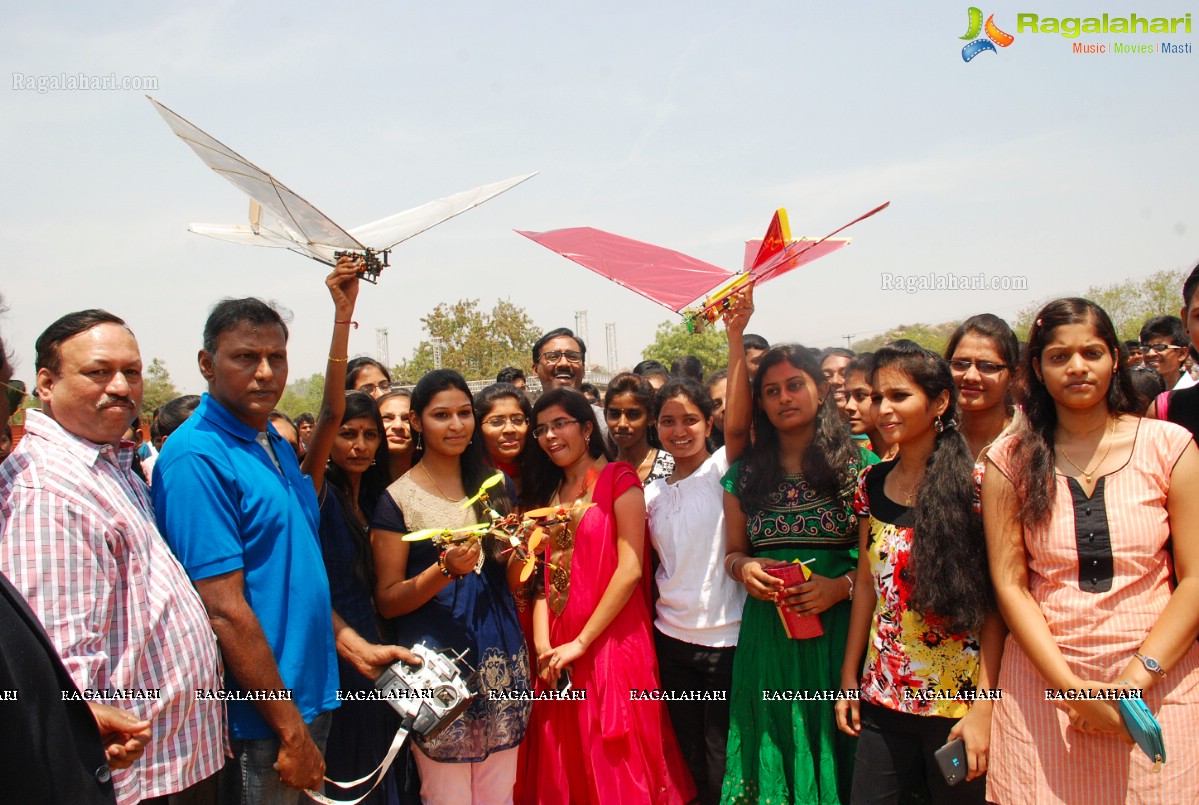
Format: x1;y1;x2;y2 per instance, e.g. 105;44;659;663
853;460;981;718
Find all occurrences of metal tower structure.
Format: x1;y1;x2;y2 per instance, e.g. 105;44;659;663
574;310;590;354
375;327;390;368
431;339;444;370
605;322;618;372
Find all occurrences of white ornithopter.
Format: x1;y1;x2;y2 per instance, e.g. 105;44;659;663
149;96;535;282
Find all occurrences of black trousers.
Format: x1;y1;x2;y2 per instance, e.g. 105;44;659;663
850;701;988;805
653;628;736;805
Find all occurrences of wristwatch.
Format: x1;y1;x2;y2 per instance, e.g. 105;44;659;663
1134;651;1166;678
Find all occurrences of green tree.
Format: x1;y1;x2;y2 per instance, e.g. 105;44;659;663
393;299;540;383
851;322;961;355
641;318;729;376
1012;268;1187;342
276;372;326;419
140;358;180;422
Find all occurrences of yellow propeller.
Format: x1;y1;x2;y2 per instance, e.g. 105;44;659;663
461;472;506;509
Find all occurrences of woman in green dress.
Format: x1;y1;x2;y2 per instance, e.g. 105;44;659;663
721;342;875;804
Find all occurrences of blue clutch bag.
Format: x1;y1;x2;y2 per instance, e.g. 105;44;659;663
1118;697;1165;771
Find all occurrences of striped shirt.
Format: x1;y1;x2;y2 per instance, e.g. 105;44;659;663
986;418;1199;804
0;410;225;805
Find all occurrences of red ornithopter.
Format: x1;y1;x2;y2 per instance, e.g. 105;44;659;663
517;202;889;332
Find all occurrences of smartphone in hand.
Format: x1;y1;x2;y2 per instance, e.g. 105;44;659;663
934;738;968;786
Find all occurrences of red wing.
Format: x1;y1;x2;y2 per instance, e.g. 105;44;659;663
748;201;891;284
747;208;791;271
516;227;733;313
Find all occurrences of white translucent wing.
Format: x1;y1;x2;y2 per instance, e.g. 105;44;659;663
148;96;364;251
349;173;537;250
188;223;337;265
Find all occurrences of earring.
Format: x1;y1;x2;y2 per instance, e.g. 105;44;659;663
414;432;424;450
934;419;944;434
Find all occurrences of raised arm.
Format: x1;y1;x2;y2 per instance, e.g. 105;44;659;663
301;256;363;489
721;285;754;462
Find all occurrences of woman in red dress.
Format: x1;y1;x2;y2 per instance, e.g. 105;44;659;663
519;388;696;804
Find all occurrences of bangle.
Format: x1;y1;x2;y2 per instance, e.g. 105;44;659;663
843;572;855;601
334;319;359;329
437;551;459;580
724;554;743;580
327;355;348;363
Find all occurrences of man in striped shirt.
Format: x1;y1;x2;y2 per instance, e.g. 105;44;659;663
0;309;225;805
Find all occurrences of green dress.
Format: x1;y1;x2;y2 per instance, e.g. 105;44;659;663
719;451;874;805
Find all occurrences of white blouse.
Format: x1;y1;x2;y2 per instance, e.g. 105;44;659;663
645;448;745;647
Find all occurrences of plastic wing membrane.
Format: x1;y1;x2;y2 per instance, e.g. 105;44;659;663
351;174;537;251
515;227;732;312
748;201;891;283
149;97;364;250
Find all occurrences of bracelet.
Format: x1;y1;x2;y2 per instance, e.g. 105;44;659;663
334;319;359;329
843;572;855;601
327;355;348;363
437;551;459;580
724;554;744;580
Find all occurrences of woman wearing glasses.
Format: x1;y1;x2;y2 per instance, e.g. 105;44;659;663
347;356;393;399
521;389;695;804
944;314;1021;462
371;369;530;803
475;383;532;491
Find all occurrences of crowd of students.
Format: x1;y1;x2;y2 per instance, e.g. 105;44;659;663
2;257;1198;805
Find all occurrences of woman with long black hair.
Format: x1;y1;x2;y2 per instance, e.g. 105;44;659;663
720;340;870;804
836;340;1002;805
371;370;530;803
983;299;1199;803
303;261;411;804
521;388;695;804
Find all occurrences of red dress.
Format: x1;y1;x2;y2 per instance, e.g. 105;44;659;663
526;462;695;804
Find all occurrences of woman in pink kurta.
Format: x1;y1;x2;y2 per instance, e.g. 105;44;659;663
982;298;1199;805
520;388;695;805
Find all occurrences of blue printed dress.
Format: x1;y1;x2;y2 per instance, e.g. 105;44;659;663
371;474;530;762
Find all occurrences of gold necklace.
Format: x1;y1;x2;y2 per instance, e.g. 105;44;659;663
420;462;461;502
891;465;922;506
1056;419;1114;484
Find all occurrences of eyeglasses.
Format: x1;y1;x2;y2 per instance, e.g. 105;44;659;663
539;350;583;366
1144;343;1184;354
948;359;1009;376
483;414;528;429
356;381;392;395
3;380;26;416
532;418;580;439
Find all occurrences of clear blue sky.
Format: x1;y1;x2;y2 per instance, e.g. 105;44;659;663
2;2;1195;392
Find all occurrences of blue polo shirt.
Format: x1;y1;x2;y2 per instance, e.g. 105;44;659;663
152;393;339;740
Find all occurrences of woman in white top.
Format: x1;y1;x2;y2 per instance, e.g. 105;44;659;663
645;291;752;805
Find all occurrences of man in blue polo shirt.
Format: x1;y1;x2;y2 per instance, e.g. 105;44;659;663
153;275;415;804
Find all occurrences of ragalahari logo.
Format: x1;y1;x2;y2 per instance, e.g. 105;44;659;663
961;7;1015;61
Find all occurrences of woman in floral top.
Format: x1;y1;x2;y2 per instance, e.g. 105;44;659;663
836;341;1003;805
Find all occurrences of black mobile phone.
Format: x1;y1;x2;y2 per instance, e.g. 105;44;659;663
934;738;968;787
556;667;572;693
